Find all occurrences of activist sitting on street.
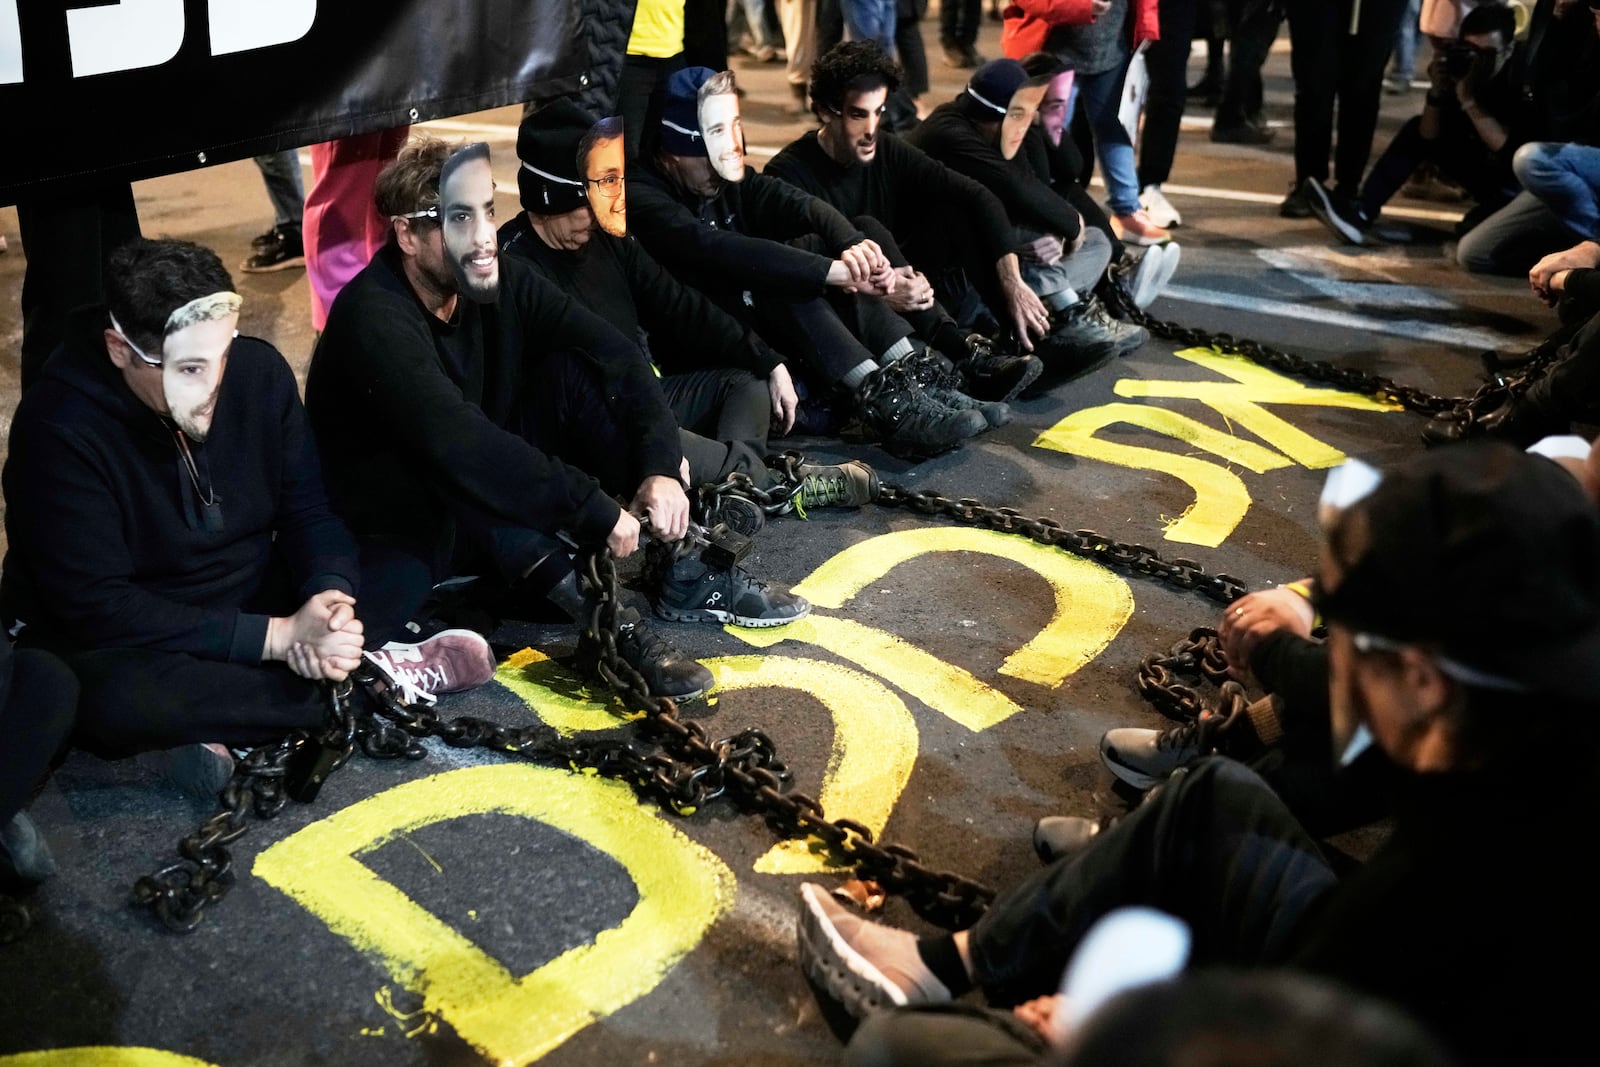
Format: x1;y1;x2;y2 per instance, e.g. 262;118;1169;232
498;100;880;527
796;441;1600;1067
0;237;422;809
628;67;997;459
904;59;1149;381
306;138;808;705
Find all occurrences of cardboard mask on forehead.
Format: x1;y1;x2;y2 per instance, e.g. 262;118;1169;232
583;119;628;237
699;88;746;182
1002;82;1048;160
161;291;240;443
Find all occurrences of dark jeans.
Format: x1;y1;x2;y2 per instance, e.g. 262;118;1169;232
968;757;1339;1006
1285;0;1410;188
1357;116;1516;219
1217;0;1282;126
0;649;80;826
895;0;930;96
1140;0;1203;188
662;366;775;484
619;53;687;160
940;0;982;47
16;183;142;389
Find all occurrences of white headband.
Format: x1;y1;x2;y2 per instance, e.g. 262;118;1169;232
966;86;1007;115
661;118;703;141
520;160;584;187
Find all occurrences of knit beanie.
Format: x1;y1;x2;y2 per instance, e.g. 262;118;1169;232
660;66;717;156
516;97;594;215
963;58;1029;117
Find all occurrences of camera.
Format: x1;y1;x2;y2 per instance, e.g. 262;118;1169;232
1441;42;1483;79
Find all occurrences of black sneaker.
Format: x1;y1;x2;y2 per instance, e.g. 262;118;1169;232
705;493;767;538
1279;182;1314;219
1043;295;1148;363
1210;120;1275;145
898;348;1009;427
958;333;1043;402
653;555;811;628
241;225;306;273
579;608;714;701
1302;178;1370;245
250;225;279;249
0;812;56;892
793;459;879;513
855;361;988;459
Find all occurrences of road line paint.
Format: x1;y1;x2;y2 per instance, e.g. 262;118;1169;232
733;614;1023;731
701;656;917;875
254;764;734;1066
1099;178;1468;222
1160;283;1514;348
1254;247;1458;307
0;1054;218;1067
790;527;1133;689
496;647;628;734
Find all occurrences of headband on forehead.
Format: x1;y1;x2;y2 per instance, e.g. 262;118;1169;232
165;291;242;336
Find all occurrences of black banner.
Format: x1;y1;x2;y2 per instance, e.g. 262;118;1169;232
0;0;588;204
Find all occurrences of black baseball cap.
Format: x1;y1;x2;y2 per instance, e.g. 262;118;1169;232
1318;441;1600;700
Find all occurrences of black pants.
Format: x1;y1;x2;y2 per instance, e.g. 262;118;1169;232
663;366;774;485
1139;0;1203;188
16;184;142;389
968;757;1339;1006
1357;116;1515;218
849;215;971;359
0;649;80;826
895;0;931;97
748;280;913;385
618;53;686;161
1217;0;1282;126
1285;0;1410;189
940;0;982;47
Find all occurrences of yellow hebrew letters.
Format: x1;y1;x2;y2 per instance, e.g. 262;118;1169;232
254;764;734;1065
701;655;918;875
1034;347;1399;547
734;527;1134;726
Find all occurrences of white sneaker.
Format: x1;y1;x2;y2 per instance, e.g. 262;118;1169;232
1140;184;1182;229
1127;242;1181;309
364;628;495;699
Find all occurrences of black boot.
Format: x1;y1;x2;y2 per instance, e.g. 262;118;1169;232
550;570;715;701
957;333;1042;402
854;360;988;459
1477;382;1571;447
898;347;1009;427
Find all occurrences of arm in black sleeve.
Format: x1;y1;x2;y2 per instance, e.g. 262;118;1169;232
622;239;784;376
514;269;684;491
739;171;869;254
629;173;836;296
1561;269;1600;321
264;346;361;601
936;131;1083;239
885;137;1016;265
1248;630;1331;743
6;421;268;661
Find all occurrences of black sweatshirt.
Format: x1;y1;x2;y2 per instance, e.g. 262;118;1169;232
497;214;782;377
306;244;681;554
2;310;359;661
628;164;867;306
905;99;1084;241
762;130;1015;267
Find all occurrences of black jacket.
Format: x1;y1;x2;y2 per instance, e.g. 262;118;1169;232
498;213;782;377
629;164;867;307
2;310;358;661
762;130;1016;266
905;99;1084;241
305;243;680;557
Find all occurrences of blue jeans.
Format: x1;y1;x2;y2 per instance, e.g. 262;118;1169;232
1072;63;1142;217
253;150;304;229
1390;0;1422;80
840;0;896;52
1514;141;1600;242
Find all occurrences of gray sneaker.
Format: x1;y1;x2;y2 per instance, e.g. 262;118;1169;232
796;882;952;1018
1099;720;1210;789
0;812;56;890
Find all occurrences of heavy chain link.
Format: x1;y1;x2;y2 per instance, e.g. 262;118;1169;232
1104;285;1563;421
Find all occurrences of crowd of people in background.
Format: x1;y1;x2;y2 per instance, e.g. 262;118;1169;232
6;0;1600;1062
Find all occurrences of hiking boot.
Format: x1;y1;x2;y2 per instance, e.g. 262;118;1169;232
1139;184;1182;228
797;882;953;1017
1043;295;1148;364
164;743;236;800
1477;385;1571;447
1099;719;1219;789
1033;816;1103;864
855;361;988;459
899;348;1010;427
654;554;811;627
582;608;714;701
364;628;496;698
241;225;306;273
1279;182;1314;219
958;333;1042;401
1111;210;1171;247
794;460;879;511
1303;177;1370;245
0;812;56;892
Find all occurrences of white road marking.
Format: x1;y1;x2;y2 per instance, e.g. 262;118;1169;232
1255;247;1458;309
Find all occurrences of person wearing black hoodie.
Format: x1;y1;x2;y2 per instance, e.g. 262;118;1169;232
306;138;808;705
796;442;1600;1067
0;237;370;816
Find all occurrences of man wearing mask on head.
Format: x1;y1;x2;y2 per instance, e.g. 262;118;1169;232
1;237;369;803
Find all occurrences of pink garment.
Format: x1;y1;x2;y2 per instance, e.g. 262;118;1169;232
304;126;410;331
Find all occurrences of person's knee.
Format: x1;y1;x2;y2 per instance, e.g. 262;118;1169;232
1454;226;1502;273
1513;141;1561;189
9;650;79;750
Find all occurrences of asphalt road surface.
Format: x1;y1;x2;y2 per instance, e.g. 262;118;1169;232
0;19;1549;1067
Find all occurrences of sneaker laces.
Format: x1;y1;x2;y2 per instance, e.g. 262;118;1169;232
360;651;439;707
799;470;852;509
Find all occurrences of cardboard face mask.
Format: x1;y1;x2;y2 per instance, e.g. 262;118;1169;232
440;144;501;304
1002;83;1047;160
699;90;746;182
1039;70;1076;146
160;293;240;443
583;123;628;238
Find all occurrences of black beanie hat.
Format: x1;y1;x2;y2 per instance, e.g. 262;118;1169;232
963;59;1029;118
515;97;595;215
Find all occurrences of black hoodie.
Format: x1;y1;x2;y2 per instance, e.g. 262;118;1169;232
2;310;359;662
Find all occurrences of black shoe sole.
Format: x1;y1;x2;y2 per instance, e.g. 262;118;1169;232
240;253;307;273
1301;180;1366;245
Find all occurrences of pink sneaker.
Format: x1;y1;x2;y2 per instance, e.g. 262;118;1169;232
364;629;495;697
1112;210;1172;247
